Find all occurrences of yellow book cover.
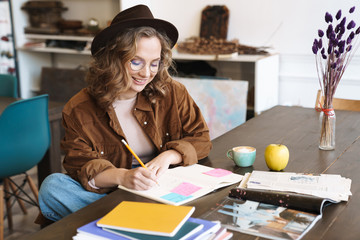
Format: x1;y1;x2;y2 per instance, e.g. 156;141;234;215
96;201;195;237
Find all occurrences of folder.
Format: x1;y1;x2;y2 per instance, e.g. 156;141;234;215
96;201;195;237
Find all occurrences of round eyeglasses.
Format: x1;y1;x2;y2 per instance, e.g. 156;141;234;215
129;58;161;73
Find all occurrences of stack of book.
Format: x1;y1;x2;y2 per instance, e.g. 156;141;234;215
72;201;233;240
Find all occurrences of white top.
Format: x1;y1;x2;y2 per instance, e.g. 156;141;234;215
88;95;156;189
112;96;156;165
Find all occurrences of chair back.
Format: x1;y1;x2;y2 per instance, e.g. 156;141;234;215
0;95;50;178
315;90;360;111
0;74;18;98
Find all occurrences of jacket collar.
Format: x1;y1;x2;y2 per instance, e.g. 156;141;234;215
134;93;153;111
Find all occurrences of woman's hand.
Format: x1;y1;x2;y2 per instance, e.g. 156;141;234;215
121;167;158;190
93;167;158;191
145;150;182;177
93;150;182;190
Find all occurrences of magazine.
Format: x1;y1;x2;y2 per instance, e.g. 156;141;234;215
199;170;352;240
201;197;323;240
228;188;337;214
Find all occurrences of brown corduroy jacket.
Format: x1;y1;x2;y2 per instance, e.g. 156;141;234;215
61;79;212;194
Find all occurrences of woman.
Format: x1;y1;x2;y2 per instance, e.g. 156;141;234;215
38;4;212;222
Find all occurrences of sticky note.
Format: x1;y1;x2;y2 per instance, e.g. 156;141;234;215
161;193;193;203
171;182;202;196
203;168;232;177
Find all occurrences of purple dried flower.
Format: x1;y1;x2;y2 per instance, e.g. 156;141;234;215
325;12;333;23
339;44;345;54
338;40;345;53
340;26;346;35
312;45;318;54
313;7;360;101
332;38;339;46
327;45;333;54
326;24;333;38
330;32;336;42
318;38;323;48
335;25;340;33
318;29;324;37
350;31;355;39
347;36;352;44
347;20;356;30
340;17;347;27
338;40;345;48
312;39;319;54
336;10;342;20
335;50;340;58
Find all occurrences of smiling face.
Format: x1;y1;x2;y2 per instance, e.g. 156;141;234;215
120;36;162;100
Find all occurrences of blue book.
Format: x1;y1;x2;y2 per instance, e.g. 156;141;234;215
75;219;130;239
186;218;221;240
103;220;203;240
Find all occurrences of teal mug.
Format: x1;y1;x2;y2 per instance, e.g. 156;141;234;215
227;146;256;167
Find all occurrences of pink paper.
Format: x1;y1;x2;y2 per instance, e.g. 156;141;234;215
203;168;232;177
171;182;202;196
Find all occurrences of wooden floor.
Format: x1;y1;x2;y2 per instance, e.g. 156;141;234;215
3;167;42;240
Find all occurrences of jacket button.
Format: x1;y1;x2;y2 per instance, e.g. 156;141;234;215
144;121;147;125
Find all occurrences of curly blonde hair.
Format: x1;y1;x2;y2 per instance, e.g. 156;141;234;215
86;27;175;110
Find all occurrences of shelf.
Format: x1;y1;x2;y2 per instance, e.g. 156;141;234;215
171;53;280;115
172;50;271;62
25;34;93;42
18;46;91;55
11;0;121;98
19;34;93;55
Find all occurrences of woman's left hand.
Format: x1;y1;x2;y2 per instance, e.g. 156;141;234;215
145;150;182;177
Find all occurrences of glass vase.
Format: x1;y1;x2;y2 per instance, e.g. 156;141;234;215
319;108;336;150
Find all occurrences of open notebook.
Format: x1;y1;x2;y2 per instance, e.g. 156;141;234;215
118;164;243;206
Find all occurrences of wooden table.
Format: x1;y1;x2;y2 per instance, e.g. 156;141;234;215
0;97;64;186
27;106;360;240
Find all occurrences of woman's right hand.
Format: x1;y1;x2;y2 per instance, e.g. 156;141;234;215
93;167;158;190
121;167;158;190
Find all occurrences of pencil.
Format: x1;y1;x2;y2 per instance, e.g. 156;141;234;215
121;139;147;169
121;139;159;185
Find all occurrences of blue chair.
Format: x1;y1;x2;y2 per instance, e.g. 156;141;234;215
0;74;18;98
0;95;50;234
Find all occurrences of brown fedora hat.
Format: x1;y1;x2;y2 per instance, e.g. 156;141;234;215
91;4;178;55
